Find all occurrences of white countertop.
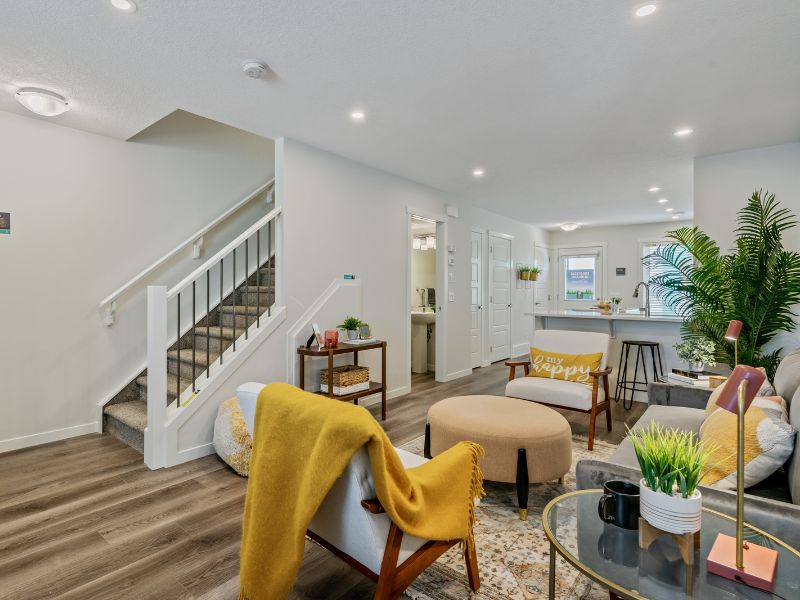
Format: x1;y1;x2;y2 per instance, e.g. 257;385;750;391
525;309;682;323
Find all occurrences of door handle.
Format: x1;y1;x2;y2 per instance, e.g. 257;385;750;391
477;305;482;309
507;304;512;308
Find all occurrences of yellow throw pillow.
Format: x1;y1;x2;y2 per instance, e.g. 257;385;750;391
528;347;603;386
700;396;796;489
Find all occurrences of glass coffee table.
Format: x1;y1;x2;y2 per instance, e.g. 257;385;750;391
542;490;800;600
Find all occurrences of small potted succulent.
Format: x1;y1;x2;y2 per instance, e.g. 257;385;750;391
529;266;542;282
518;264;531;280
338;316;363;341
628;422;712;534
674;338;717;372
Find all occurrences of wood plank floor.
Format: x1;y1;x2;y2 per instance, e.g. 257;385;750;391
0;362;645;600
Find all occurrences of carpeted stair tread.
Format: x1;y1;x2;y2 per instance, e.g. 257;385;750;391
194;326;238;340
219;304;263;315
135;373;179;398
167;348;221;365
104;400;147;432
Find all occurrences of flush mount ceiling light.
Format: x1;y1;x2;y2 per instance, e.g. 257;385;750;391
349;109;366;122
674;127;694;137
665;207;674;212
657;197;669;204
110;0;137;12
635;4;658;17
559;222;580;232
15;88;70;116
648;186;661;192
472;168;485;178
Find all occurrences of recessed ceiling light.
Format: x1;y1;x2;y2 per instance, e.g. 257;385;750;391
674;127;694;137
559;222;580;232
349;109;366;122
665;207;674;212
472;168;485;177
635;4;658;17
110;0;137;12
15;88;70;116
657;198;668;204
648;186;661;192
672;213;683;220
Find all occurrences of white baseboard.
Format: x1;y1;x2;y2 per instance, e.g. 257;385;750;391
359;385;410;407
439;368;472;383
0;422;98;454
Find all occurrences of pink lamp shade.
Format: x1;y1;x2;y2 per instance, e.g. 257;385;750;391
724;319;743;341
716;364;765;415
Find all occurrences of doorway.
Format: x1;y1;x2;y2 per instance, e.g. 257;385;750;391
470;229;484;368
489;232;512;362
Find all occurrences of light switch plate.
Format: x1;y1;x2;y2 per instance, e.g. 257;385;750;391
449;292;455;302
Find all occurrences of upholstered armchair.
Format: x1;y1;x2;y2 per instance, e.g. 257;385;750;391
236;382;480;600
504;330;612;450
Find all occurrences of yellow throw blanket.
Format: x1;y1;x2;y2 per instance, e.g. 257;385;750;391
238;383;484;600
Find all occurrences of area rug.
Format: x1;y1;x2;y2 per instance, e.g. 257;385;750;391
402;435;615;600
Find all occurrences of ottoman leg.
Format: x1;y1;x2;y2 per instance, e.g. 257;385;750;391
423;423;432;459
516;448;529;521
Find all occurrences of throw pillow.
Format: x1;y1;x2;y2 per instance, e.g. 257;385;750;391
528;347;603;386
213;397;253;476
700;395;796;490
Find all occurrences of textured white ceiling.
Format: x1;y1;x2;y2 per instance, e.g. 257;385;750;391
1;1;798;227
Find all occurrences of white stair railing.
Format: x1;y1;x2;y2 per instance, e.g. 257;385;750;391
145;205;281;468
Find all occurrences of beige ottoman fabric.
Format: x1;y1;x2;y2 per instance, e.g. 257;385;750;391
427;395;572;484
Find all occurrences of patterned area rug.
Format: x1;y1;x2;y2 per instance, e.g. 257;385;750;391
402;435;616;600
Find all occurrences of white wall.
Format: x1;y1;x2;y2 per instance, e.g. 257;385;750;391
695;142;800;252
0;109;274;451
410;248;436;307
549;220;692;311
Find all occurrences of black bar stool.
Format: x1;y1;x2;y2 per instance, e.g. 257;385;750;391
614;340;664;410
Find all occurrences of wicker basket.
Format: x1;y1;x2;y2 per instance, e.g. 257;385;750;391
320;365;370;395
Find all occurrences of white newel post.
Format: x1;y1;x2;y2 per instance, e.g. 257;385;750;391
145;285;168;469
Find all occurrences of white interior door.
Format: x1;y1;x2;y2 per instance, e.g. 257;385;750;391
533;243;553;313
489;234;511;362
470;230;483;368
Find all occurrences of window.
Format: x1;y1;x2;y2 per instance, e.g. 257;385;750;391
641;241;689;315
563;256;597;300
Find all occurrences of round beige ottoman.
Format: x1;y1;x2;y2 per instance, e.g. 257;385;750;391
426;395;572;520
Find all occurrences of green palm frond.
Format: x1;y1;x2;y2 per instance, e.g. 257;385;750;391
644;190;800;379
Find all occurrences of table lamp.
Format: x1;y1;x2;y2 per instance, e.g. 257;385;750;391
706;360;777;592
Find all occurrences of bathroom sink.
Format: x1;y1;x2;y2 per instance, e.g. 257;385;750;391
411;311;436;325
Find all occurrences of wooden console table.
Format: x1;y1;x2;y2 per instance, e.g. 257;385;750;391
297;340;388;420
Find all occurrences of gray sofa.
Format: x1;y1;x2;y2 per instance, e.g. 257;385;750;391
576;350;800;550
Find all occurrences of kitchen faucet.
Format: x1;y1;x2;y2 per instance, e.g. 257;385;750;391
633;282;651;317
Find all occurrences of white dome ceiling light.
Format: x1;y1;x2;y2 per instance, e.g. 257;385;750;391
15;88;70;116
559;222;580;232
635;4;658;17
110;0;137;12
648;186;661;192
349;109;366;122
674;127;694;137
472;168;485;178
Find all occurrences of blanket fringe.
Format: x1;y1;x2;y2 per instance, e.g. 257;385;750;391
461;441;485;552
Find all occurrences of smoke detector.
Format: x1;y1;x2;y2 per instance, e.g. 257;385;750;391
242;61;268;79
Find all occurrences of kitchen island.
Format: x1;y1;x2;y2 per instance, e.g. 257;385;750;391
525;309;685;404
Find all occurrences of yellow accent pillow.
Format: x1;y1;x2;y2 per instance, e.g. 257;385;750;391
528;347;603;386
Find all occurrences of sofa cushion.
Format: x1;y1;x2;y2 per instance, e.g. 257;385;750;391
773;348;800;403
528;347;603;386
608;405;706;468
506;375;604;411
788;386;800;504
700;396;796;490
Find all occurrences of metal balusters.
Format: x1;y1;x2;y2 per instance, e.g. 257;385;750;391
206;270;210;378
219;259;224;366
232;248;237;352
267;221;272;317
192;281;196;393
176;293;181;407
244;239;249;340
256;229;261;328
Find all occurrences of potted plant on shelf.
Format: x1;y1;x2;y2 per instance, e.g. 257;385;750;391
529;266;542;282
674;338;717;372
338;316;363;341
628;422;712;534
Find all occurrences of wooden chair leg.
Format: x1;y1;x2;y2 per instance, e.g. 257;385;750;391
464;542;480;591
516;448;529;520
374;523;403;600
587;407;597;451
604;376;612;432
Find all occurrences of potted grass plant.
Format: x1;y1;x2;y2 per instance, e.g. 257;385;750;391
518;264;530;280
529;266;542;282
627;422;713;534
338;316;363;341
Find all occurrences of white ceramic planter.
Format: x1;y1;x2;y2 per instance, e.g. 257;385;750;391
346;329;359;341
639;478;702;534
688;361;705;372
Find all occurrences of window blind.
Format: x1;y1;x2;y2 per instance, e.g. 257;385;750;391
642;242;687;316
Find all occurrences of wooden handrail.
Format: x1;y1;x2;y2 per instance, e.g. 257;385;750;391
99;178;274;310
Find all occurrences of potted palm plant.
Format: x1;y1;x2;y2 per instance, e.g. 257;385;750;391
628;422;712;534
646;190;800;379
338;316;363;341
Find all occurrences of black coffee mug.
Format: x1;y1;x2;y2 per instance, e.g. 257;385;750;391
597;480;640;530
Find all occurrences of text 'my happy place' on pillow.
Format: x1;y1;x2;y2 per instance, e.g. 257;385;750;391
528;347;603;386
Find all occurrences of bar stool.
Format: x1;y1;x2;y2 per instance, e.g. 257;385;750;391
615;340;664;410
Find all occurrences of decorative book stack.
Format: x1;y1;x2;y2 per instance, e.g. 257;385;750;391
667;368;714;387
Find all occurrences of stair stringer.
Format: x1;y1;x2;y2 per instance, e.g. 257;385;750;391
152;305;287;468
